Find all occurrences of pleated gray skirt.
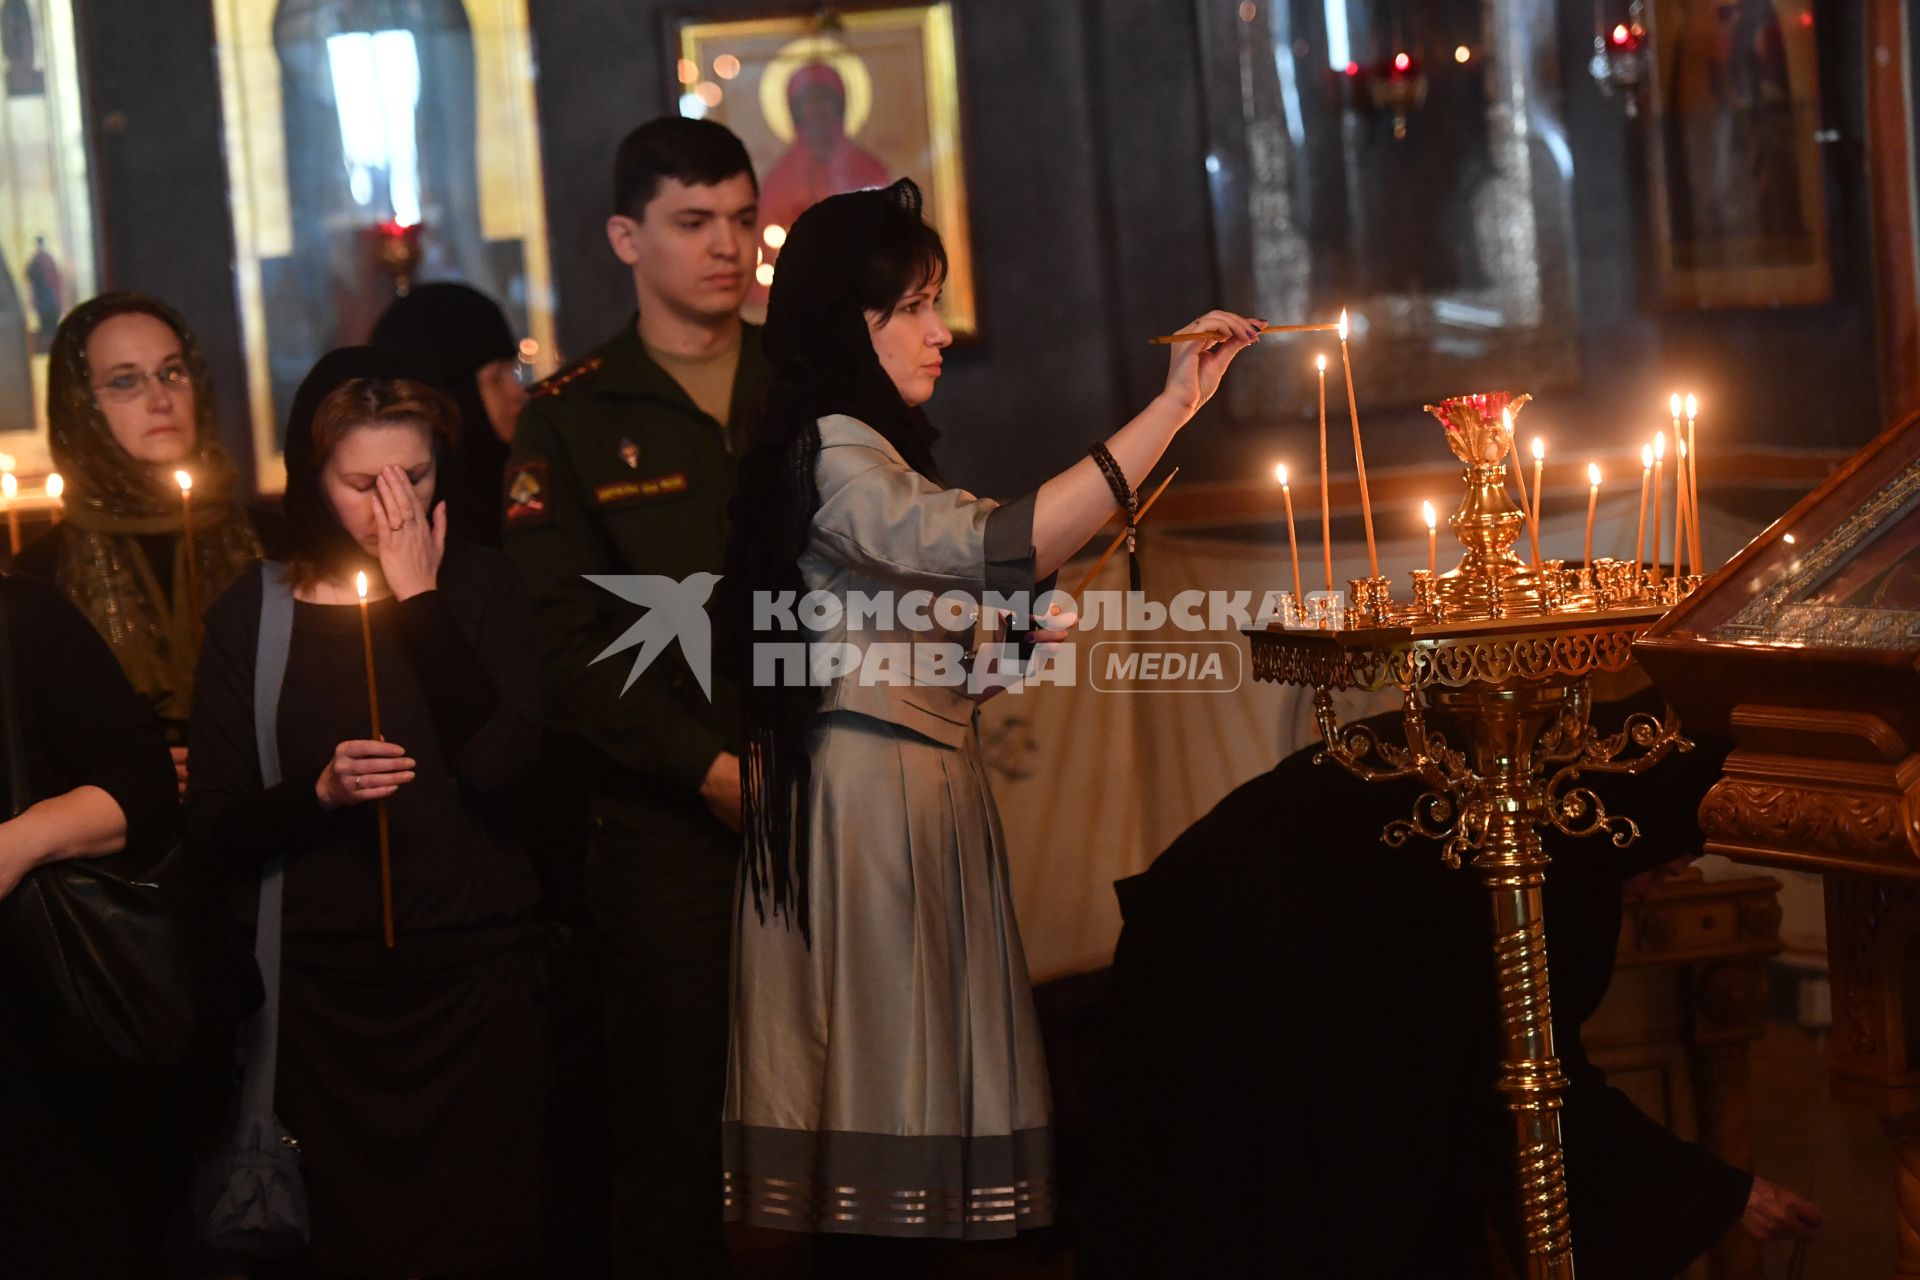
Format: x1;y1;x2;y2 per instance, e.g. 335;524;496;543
722;710;1054;1239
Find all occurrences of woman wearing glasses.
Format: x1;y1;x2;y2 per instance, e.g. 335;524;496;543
16;293;268;791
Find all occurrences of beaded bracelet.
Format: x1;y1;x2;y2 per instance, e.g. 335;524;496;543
1088;442;1138;553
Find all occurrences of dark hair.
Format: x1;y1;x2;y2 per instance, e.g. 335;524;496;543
612;116;756;220
721;179;947;941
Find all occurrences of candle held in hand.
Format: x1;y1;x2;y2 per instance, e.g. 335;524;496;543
356;570;395;949
176;470;202;631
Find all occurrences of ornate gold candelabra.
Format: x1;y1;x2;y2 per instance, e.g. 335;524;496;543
1248;392;1699;1280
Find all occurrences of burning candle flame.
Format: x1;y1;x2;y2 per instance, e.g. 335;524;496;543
1684;393;1698;421
1314;354;1326;372
45;473;62;500
3;473;18;500
1670;392;1682;418
1531;437;1545;462
1337;309;1349;342
1422;500;1437;531
356;570;369;601
1641;444;1654;469
174;469;192;494
1588;462;1602;487
1275;463;1289;487
1654;432;1666;460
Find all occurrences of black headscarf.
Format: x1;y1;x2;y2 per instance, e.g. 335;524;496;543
40;292;263;720
370;283;516;547
282;345;442;583
721;178;948;938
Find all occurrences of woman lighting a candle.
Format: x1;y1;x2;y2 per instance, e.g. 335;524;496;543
185;348;548;1277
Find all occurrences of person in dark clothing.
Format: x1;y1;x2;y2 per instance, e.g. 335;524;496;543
186;348;547;1278
1089;691;1820;1279
0;574;182;1278
370;281;527;548
502;116;768;1279
16;292;270;794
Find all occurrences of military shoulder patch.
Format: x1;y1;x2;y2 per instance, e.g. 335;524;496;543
504;458;552;527
529;355;605;400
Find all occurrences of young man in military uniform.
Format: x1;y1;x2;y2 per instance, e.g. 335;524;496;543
504;117;768;1279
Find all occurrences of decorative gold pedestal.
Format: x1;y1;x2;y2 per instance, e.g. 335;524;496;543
1250;392;1695;1279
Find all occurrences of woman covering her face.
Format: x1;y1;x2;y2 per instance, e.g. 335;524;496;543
185;347;548;1277
720;178;1258;1259
19;293;265;773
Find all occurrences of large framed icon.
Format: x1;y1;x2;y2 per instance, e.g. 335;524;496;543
670;2;977;336
212;0;558;492
0;0;97;474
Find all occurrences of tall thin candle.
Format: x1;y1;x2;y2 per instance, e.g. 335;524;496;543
1685;393;1702;575
1528;437;1546;568
1651;432;1666;584
1674;439;1690;582
1635;444;1652;580
357;571;396;950
1276;464;1303;605
1337;309;1379;577
175;470;201;637
1584;463;1601;567
1423;500;1438;576
1316;355;1332;592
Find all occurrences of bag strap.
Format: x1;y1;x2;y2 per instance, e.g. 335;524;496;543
239;562;294;1126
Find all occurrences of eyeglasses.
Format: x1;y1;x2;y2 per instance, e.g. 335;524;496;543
92;363;192;403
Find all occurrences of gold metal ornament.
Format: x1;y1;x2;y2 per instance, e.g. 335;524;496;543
1248;390;1700;1280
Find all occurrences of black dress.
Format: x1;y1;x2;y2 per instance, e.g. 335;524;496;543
1089;695;1752;1280
0;576;180;1278
187;544;547;1276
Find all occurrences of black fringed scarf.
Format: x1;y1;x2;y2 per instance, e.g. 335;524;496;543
721;179;947;940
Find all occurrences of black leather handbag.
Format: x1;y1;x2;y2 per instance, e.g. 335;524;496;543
0;584;197;1070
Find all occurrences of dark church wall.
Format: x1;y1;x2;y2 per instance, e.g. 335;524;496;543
71;0;1894;498
78;0;253;474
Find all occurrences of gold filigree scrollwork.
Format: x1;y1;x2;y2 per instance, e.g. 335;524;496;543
1249;622;1652;696
1543;704;1692;848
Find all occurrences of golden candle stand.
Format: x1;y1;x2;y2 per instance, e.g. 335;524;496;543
1246;392;1701;1280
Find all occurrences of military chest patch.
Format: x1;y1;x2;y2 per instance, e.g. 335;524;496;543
594;472;689;508
619;438;640;469
504;458;551;527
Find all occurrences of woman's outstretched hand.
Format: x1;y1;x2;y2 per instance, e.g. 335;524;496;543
317;739;416;809
1159;311;1263;419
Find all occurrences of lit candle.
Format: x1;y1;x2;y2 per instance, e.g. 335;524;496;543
45;473;63;524
357;570;396;950
1635;444;1652;581
1423;499;1438;576
1276;464;1303;606
1529;438;1546;568
1651;432;1666;584
1685;393;1702;576
1673;439;1689;583
175;469;201;630
1584;463;1601;567
1337;309;1379;578
1316;355;1332;593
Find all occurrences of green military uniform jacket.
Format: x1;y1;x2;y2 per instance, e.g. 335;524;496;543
503;319;769;831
